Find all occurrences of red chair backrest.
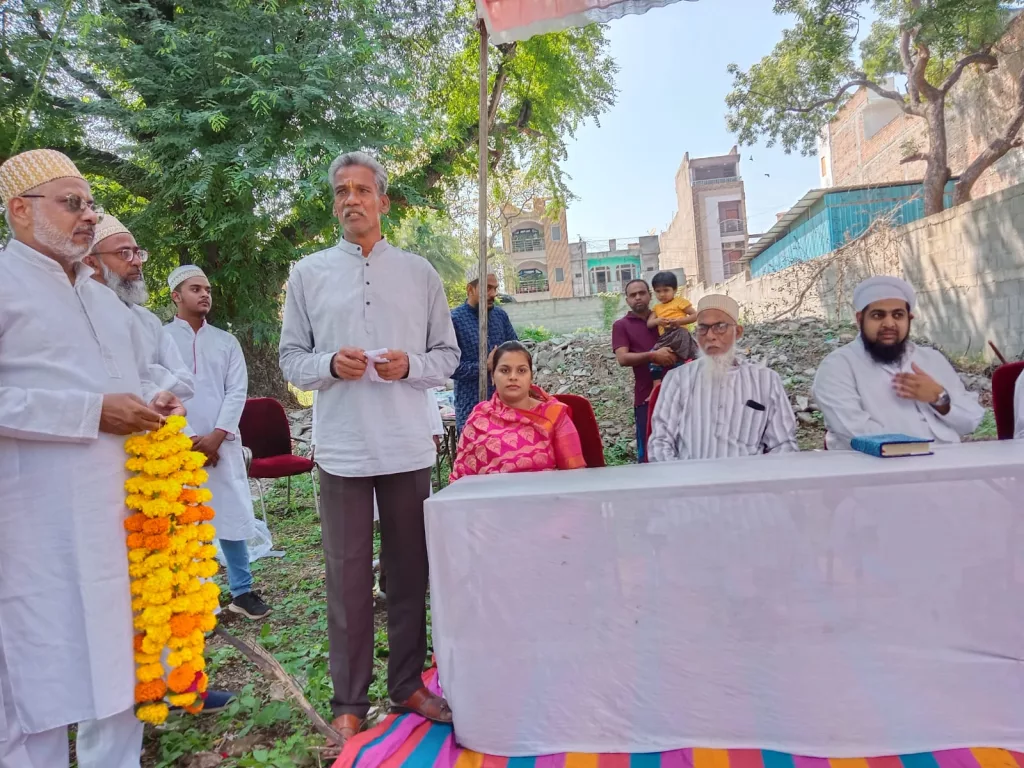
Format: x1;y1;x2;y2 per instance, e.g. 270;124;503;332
238;397;294;459
992;361;1024;440
553;393;606;468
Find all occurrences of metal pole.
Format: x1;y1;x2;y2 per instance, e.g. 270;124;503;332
477;19;490;402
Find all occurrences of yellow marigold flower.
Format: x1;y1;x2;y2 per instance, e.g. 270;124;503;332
134;652;162;666
167;692;198;708
198;545;218;560
136;702;169;725
195;524;216;542
199;614;217;633
125;457;147;472
127;549;147;564
136;663;165;683
141;605;172;626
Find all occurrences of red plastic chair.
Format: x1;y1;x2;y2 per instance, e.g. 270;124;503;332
238;397;317;516
553;393;606;468
992;361;1024;440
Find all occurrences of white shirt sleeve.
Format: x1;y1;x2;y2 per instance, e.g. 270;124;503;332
154;331;195;401
917;348;984;437
427;389;445;437
404;270;461;390
216;338;249;439
648;371;685;462
0;386;102;442
764;372;799;454
1015;373;1024;440
812;353;888;445
279;271;337;391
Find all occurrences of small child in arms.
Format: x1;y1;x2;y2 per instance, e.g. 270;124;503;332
647;271;699;384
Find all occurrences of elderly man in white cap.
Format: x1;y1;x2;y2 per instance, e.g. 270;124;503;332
164;265;270;621
84;214;194;400
813;275;983;450
648;294;797;461
0;149;183;768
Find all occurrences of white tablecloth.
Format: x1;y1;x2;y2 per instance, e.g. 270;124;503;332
425;441;1024;757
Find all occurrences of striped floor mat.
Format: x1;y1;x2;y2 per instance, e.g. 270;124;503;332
333;672;1024;768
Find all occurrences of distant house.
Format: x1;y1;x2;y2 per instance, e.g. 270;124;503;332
746;180;956;277
501;198;572;301
568;236;661;296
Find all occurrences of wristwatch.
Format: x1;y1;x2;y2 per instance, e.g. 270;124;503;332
931;389;950;409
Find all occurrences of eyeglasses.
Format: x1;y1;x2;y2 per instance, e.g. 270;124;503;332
696;322;736;337
92;247;149;263
20;193;105;221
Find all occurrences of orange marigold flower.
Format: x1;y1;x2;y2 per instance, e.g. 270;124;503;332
133;634;145;653
124;513;148;532
183;700;205;715
143;534;171;550
167;663;197;693
134;680;167;703
169;613;197;638
126;533;146;549
177;507;201;525
142;518;171;535
196;671;209;694
197;505;216;521
179;489;200;504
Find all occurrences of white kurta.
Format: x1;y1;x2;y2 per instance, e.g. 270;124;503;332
813;338;984;450
0;240;155;738
164;317;255;541
1014;373;1024;440
130;304;194;401
648;358;799;461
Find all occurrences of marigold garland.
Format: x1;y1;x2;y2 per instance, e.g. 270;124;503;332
124;415;219;725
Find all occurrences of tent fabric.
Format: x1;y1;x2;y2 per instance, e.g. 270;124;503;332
476;0;692;44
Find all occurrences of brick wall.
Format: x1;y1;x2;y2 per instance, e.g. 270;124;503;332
503;295;627;336
689;181;1024;360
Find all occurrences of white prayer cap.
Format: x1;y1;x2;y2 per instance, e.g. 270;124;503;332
853;276;916;312
168;265;207;292
92;214;132;248
697;294;740;324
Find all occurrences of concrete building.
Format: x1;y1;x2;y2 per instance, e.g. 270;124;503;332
817;13;1024;201
500;198;572;301
660;147;748;286
568;236;661;296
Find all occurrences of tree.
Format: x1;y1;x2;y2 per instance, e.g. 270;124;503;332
1;0;615;395
726;0;1024;215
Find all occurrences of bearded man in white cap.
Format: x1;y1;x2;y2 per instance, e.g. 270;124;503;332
648;294;797;461
164;265;270;621
813;276;983;450
0;149;183;768
84;215;194;400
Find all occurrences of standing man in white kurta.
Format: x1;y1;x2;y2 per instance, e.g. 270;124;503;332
813;276;983;450
648;294;798;461
0;150;183;768
84;214;194;401
279;151;460;744
165;266;271;620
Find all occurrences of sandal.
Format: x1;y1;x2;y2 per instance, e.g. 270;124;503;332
391;687;453;723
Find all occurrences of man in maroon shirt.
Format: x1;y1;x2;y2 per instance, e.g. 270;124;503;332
611;279;677;462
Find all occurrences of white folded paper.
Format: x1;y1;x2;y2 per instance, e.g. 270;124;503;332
365;348;393;384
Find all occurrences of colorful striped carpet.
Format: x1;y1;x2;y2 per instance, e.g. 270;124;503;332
333;670;1024;768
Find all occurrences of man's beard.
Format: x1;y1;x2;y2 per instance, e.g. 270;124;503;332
34;216;91;265
860;320;910;365
699;344;737;383
98;261;149;305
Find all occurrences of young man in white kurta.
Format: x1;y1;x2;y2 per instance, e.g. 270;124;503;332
813;276;983;450
0;150;181;768
165;266;270;619
649;294;798;461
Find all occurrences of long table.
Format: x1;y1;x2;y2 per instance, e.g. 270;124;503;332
424;441;1024;758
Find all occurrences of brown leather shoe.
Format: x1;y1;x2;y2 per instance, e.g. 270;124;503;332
330;714;365;745
390;687;453;723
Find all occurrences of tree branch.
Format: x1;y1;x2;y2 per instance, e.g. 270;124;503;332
779;75;917;117
900;27;921;105
30;9;116;101
899;152;928;164
912;41;941;102
940;48;998;93
954;66;1024;204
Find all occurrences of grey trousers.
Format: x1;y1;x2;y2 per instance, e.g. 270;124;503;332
318;467;432;718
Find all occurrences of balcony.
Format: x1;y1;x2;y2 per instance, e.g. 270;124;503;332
720;218;745;236
516;276;550;294
692;176;741;187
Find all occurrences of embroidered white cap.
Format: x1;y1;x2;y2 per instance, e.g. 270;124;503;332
168;265;207;292
696;294;740;324
853;275;916;312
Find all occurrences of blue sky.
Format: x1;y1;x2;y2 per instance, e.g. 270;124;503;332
561;1;822;245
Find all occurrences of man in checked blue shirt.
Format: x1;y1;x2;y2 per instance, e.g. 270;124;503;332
450;272;518;431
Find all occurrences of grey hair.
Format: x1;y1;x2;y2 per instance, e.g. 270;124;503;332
327;151;388;195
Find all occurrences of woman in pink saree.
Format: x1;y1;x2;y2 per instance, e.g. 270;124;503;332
450;341;586;481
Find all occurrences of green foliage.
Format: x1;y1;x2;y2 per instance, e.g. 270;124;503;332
2;0;616;388
598;292;622;331
725;0;1022;152
518;324;553;343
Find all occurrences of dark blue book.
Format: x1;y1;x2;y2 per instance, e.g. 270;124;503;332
851;433;935;458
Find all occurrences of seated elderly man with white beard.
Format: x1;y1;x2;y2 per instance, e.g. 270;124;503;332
648;294;798;461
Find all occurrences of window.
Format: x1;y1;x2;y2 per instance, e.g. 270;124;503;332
616;264;635;283
820;156;828;176
555;267;565;282
511;227;544;252
550;225;562;241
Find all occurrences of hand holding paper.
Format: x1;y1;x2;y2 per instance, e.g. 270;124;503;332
372;348;410;382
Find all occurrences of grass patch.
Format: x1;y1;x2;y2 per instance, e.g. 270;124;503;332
517;325;554;343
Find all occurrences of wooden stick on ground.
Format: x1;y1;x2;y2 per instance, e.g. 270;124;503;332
213;626;343;745
989;341;1008;365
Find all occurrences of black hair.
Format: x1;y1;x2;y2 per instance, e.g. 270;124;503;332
491;340;533;372
651;271;678;290
624;278;649;293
